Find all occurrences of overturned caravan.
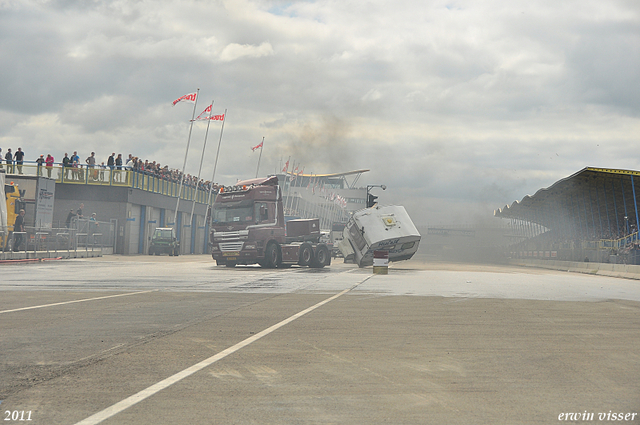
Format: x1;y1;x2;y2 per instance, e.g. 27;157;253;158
338;205;421;267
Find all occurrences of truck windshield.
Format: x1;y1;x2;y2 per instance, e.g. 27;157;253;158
154;229;173;239
212;200;254;224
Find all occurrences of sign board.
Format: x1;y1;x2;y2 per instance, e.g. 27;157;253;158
0;173;6;232
35;177;55;230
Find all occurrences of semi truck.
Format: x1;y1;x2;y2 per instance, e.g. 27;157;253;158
337;204;421;267
209;176;331;268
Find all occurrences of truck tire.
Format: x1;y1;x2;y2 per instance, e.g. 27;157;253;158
310;244;330;268
298;243;313;266
263;241;280;268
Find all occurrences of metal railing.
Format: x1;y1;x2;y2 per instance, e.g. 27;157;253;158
3;162;216;205
1;219;115;254
596;232;639;250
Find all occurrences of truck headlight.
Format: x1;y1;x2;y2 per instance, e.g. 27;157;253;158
244;244;256;250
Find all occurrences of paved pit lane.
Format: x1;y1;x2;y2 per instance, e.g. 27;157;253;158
1;256;639;424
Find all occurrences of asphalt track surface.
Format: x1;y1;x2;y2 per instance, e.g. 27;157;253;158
1;255;639;424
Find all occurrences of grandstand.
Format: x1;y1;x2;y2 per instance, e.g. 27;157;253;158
494;167;640;264
276;169;369;229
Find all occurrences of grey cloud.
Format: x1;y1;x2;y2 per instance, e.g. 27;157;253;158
1;0;639;225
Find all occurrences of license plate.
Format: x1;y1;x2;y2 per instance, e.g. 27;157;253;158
222;252;240;257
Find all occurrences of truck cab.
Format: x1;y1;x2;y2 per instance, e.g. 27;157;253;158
209;176;330;268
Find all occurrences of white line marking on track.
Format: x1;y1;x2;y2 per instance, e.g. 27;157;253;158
73;274;374;425
0;290;157;314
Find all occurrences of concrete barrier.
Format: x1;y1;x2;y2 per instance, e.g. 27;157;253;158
509;258;640;280
0;248;102;262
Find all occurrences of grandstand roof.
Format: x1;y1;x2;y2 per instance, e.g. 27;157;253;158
285;169;370;178
494;167;640;232
280;169;369;189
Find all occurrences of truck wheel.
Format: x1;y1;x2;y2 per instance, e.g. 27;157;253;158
264;241;280;268
311;244;330;268
298;243;313;266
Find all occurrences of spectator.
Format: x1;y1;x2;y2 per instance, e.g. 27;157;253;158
14;147;24;174
36;154;45;176
45;154;54;178
13;209;25;252
65;209;76;228
5;148;13;173
71;151;80;180
115;154;123;183
86;152;97;180
89;212;100;244
99;162;106;182
62;153;70;180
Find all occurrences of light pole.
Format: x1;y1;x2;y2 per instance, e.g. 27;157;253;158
366;184;386;208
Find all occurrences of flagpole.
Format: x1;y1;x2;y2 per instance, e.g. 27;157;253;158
255;137;264;178
189;100;214;230
173;88;199;234
285;160;296;214
205;108;228;219
281;156;291;214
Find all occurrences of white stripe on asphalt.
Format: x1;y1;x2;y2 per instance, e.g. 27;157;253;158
74;274;373;425
0;290;156;314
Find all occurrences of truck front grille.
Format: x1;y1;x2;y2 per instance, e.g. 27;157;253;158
219;242;244;252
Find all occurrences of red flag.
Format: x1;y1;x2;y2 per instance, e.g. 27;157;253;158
282;160;289;173
195;105;212;120
172;92;197;106
251;141;263;151
194;106;225;122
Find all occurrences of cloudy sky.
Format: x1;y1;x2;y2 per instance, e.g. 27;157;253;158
1;0;639;225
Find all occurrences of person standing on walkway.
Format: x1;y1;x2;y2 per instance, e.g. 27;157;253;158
71;151;81;181
36;154;45;176
5;148;13;173
14;147;24;174
13;209;25;252
62;153;70;180
86;152;97;180
115;154;123;182
45;154;54;178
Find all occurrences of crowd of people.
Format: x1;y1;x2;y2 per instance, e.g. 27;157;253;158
0;147;221;193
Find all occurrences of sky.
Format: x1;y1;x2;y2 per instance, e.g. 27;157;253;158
1;0;639;226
